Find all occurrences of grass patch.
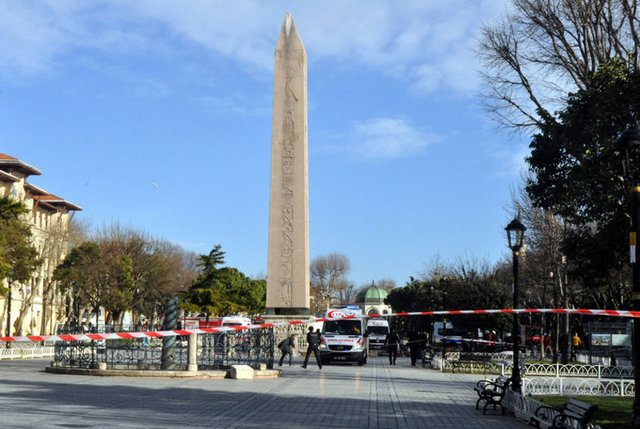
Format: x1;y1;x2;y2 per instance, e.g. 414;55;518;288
533;395;632;428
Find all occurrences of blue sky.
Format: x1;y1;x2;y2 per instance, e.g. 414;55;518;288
0;1;528;287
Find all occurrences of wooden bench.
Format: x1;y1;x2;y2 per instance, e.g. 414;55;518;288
474;375;511;415
530;398;597;429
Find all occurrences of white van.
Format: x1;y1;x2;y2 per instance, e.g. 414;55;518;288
366;319;390;350
432;321;465;347
221;316;251;327
317;307;368;366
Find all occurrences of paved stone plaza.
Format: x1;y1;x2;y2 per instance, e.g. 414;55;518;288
0;357;526;428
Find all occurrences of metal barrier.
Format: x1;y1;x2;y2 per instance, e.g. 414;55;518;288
52;325;274;370
522;376;635;396
0;346;55;360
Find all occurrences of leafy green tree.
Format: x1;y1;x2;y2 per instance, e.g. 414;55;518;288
54;242;106;324
92;223;197;324
179;245;266;317
54;241;137;325
0;197;42;336
386;275;511;338
0;197;41;296
526;60;640;308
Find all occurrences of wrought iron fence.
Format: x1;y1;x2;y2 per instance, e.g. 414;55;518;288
53;325;274;370
199;329;274;369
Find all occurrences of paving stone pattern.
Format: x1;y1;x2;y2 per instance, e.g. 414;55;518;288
0;357;526;428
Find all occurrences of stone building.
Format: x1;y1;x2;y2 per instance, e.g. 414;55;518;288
0;153;81;336
355;284;392;316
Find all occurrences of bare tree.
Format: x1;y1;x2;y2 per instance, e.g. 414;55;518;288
90;221;198;324
508;180;572;361
334;280;356;305
375;278;397;292
310;253;351;312
479;0;640;130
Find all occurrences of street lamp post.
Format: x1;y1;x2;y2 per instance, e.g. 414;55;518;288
506;217;526;393
440;277;448;364
616;124;640;427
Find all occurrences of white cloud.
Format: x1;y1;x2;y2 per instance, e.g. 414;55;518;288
338;117;441;161
0;0;509;94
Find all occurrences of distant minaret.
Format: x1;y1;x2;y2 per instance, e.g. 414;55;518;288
266;13;310;315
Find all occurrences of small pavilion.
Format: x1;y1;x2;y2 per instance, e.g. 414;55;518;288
355;284;392;316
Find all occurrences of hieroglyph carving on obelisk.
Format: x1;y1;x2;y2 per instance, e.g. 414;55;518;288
266;13;310;314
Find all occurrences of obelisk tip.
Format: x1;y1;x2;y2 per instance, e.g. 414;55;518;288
284;12;293;37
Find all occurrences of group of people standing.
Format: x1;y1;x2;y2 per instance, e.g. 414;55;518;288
278;326;429;368
384;329;428;366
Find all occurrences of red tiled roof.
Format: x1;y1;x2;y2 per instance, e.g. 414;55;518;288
0;154;81;210
0;153;41;176
33;194;82;211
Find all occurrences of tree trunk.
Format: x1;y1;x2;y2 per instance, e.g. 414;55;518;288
13;288;37;336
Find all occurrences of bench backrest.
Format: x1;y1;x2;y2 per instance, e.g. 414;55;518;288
495;376;509;387
564;399;597;427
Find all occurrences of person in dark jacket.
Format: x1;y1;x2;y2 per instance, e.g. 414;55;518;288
407;330;420;366
301;326;322;369
385;330;400;365
278;334;297;366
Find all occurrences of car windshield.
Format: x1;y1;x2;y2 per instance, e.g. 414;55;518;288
323;320;362;335
367;327;389;335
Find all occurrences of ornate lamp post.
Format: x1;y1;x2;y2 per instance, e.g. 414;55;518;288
440;277;448;364
616;124;640;427
506;216;526;393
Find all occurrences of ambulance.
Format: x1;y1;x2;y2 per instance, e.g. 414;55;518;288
317;307;368;366
366;318;390;350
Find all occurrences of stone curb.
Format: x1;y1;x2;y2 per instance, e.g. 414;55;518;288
44;366;280;379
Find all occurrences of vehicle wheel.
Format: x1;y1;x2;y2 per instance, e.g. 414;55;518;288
357;359;364;366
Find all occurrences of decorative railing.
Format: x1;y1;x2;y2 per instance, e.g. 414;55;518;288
431;353;634;383
0;345;55;360
524;363;634;379
52;327;274;370
199;331;273;369
522;376;635;397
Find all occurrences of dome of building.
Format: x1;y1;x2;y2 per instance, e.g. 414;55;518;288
355;284;389;305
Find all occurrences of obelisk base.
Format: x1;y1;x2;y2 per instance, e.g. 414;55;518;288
265;308;310;316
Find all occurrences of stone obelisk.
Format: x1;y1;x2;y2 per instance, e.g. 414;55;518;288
266;13;310;315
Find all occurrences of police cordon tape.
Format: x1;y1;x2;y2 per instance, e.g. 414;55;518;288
1;307;638;343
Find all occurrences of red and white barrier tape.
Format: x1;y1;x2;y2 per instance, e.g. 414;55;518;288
1;307;637;343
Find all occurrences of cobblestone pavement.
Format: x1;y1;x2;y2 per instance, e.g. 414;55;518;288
0;357;526;428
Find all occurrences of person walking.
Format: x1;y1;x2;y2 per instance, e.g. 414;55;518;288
407;329;420;366
301;326;322;369
278;333;297;366
571;332;582;361
385;329;400;365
